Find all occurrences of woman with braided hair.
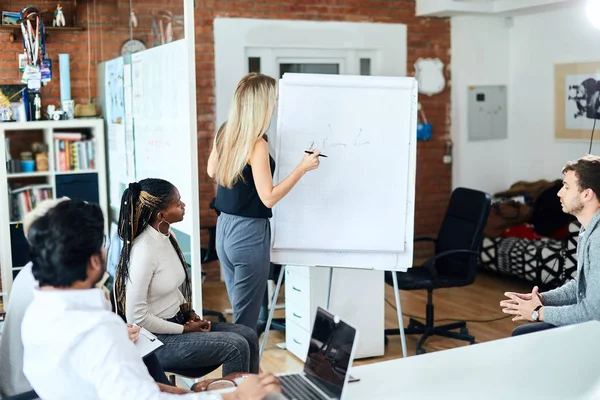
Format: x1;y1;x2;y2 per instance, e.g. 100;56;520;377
114;178;260;378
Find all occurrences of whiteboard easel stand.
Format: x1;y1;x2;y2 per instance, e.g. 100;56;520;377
259;265;408;361
391;271;408;358
259;264;286;360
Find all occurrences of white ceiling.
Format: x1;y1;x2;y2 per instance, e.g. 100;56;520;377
415;0;577;17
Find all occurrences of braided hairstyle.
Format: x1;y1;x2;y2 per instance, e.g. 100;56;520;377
114;178;192;319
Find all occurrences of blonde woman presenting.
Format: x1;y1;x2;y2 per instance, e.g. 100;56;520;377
208;72;321;330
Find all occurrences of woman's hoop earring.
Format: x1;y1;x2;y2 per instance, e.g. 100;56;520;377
158;219;171;237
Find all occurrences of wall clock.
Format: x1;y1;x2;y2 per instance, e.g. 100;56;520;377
121;39;147;56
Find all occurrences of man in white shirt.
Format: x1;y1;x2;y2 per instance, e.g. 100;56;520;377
0;197;68;397
0;198;172;397
21;199;280;400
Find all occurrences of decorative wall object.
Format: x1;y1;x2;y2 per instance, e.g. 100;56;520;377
53;3;66;27
555;61;600;140
414;58;445;96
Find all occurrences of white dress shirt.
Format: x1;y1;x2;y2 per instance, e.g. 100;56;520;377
0;262;35;396
21;287;221;400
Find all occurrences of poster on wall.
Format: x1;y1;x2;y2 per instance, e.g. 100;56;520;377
105;58;125;125
107;123;126;210
123;64;135;181
555;61;600;140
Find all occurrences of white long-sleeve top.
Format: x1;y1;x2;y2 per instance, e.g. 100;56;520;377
125;226;187;334
21;288;221;400
0;262;35;396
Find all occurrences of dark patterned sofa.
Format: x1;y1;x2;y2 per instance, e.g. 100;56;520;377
479;221;579;290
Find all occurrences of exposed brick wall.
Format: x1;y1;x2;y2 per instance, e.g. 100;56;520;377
1;1;85;107
195;1;452;279
1;0;451;281
0;0;182;109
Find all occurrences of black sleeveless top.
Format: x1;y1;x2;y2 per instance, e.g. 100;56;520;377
215;154;276;219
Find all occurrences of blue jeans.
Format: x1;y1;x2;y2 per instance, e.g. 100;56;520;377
155;322;259;377
143;353;171;385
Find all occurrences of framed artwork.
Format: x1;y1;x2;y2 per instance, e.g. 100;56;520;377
1;11;20;26
555;61;600;140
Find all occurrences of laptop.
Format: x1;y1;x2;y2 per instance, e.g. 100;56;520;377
277;307;359;400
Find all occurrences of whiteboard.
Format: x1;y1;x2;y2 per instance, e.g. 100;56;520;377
270;74;417;271
98;0;202;311
131;40;194;237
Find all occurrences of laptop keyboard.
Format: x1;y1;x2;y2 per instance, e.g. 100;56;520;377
280;374;327;400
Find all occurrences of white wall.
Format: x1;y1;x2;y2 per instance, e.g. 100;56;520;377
452;3;600;194
451;16;511;194
508;3;599;182
214;18;407;133
417;0;573;17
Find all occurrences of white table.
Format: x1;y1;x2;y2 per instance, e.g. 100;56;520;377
345;321;600;400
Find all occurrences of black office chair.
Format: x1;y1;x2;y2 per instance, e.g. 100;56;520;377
200;225;218;264
5;391;38;400
385;187;491;354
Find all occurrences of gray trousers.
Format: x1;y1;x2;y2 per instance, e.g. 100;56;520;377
511;322;556;336
216;213;271;331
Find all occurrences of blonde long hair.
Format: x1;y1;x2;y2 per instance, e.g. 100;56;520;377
215;73;277;188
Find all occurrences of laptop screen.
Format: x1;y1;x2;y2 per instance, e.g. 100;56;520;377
303;307;356;399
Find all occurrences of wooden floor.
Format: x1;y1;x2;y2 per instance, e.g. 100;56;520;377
200;270;530;378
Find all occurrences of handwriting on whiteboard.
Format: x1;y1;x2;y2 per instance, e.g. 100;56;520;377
313;125;372;149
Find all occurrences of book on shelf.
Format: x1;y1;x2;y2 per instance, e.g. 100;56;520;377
8;184;53;222
53;132;96;172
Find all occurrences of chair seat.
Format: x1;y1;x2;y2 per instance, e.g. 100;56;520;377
385;268;469;291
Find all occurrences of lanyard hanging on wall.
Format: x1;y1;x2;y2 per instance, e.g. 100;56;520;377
19;7;46;68
18;6;51;86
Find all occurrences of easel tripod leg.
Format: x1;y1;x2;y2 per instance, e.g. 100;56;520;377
259;265;285;361
392;272;408;358
326;267;333;309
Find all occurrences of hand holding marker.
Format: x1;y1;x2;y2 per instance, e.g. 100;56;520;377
299;141;323;173
305;141;328;157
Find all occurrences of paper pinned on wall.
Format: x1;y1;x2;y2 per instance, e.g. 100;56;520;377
107;123;124;209
123;64;135;181
123;64;132;88
123;64;134;129
115;124;127;180
105;57;125;124
131;40;193;236
131;59;143;119
126;145;135;181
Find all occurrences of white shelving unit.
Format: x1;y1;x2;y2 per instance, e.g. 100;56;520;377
0;119;108;308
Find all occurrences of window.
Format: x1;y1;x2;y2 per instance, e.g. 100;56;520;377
279;63;339;78
248;57;261;73
360;58;371;76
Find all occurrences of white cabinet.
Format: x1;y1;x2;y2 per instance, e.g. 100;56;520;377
284;265;329;362
284;265;384;361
